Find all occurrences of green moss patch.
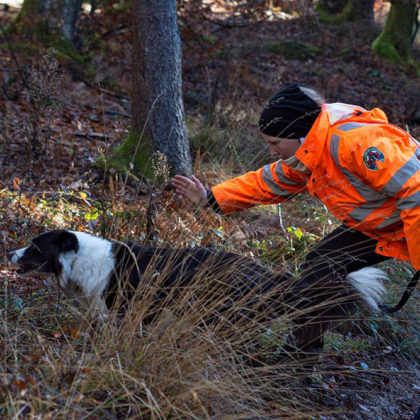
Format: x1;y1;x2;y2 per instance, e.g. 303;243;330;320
97;132;155;180
265;40;320;60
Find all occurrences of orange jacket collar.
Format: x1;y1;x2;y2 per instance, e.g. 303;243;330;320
295;103;387;171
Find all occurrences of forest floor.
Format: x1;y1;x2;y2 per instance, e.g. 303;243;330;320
0;2;419;419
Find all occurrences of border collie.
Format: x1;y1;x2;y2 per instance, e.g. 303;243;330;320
8;230;387;325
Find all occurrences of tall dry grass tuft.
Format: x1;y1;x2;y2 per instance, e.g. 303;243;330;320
0;249;324;418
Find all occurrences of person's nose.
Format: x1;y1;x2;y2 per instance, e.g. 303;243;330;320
269;147;278;157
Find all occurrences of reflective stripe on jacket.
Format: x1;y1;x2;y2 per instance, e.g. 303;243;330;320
211;103;420;269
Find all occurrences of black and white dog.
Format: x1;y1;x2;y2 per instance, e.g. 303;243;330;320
8;230;387;324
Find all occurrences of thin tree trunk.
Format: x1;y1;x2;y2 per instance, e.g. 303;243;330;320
316;0;347;14
19;0;82;43
61;0;83;43
132;0;192;176
317;0;374;23
344;0;374;22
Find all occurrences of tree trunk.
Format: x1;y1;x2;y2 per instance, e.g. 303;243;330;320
345;0;374;21
60;0;83;43
131;0;192;177
372;0;417;64
317;0;374;23
316;0;347;14
19;0;82;43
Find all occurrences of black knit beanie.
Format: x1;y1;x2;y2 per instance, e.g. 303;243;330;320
259;83;321;139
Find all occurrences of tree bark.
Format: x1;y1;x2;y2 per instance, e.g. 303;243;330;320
316;0;347;14
132;0;192;176
346;0;374;21
19;0;82;43
372;0;417;64
317;0;374;23
60;0;83;43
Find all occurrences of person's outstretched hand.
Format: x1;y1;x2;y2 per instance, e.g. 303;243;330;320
171;175;207;207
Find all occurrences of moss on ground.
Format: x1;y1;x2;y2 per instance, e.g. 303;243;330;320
96;131;155;181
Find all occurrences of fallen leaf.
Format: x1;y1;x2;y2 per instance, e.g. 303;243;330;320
13;177;20;190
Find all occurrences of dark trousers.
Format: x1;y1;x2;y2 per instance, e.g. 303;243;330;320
285;225;390;356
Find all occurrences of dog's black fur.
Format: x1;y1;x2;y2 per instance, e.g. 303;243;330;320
108;241;288;323
8;230;386;328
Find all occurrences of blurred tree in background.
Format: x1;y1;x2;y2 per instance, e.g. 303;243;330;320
372;0;419;64
316;0;375;23
315;0;418;64
18;0;83;44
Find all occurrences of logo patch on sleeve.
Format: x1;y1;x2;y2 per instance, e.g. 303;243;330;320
363;147;385;170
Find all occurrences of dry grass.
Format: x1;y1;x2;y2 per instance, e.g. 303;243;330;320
0;255;325;419
3;158;420;418
2;143;419;418
1;176;419;418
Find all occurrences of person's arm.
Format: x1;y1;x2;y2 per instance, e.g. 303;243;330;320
211;159;309;214
173;160;308;215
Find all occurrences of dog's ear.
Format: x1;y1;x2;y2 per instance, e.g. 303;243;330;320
52;231;79;254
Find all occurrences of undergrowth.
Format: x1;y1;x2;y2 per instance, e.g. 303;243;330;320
1;172;419;418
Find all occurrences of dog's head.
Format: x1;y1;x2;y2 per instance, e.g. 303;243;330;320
8;230;79;277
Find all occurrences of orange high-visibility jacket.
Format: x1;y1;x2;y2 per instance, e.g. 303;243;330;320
212;103;420;269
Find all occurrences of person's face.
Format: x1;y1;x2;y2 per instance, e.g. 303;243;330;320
262;133;301;160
